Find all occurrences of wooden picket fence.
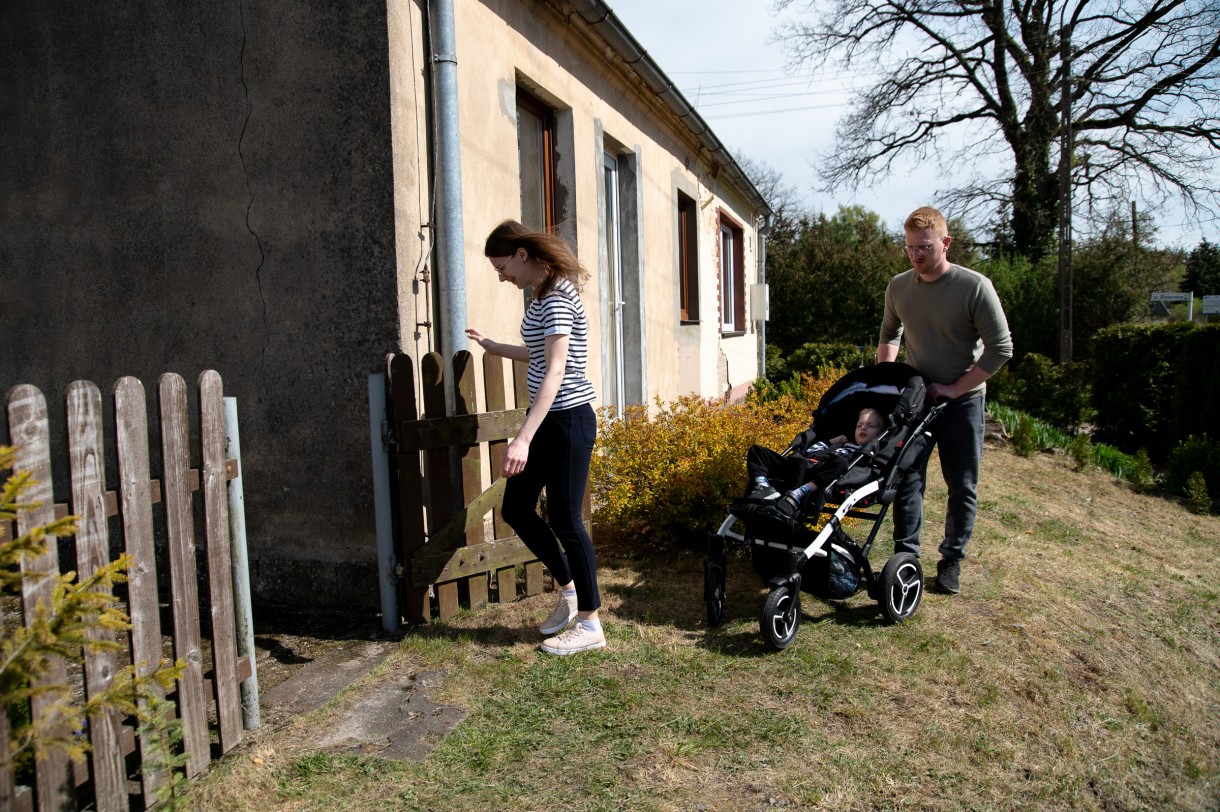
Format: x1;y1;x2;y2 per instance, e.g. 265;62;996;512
1;371;256;812
386;350;591;625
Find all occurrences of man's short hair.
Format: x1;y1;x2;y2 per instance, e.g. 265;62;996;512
905;206;948;236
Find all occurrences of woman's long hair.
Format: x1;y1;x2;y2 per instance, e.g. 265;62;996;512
483;219;589;300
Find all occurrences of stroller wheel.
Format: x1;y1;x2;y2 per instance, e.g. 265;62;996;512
760;584;801;650
704;558;726;627
879;552;923;623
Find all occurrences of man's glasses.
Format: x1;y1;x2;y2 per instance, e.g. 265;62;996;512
903;239;947;256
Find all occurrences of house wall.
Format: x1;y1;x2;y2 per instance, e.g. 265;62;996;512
0;0;766;617
387;0;766;415
0;0;399;610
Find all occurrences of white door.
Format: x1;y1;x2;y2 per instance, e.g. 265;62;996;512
603;152;626;414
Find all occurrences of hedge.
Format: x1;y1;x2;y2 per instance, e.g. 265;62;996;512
1090;323;1220;461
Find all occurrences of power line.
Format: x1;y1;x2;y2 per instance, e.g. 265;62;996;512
702;100;851;120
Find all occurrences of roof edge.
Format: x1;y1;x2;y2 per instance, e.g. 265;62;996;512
563;0;773;219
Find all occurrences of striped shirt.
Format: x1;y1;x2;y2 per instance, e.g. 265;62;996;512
521;277;596;411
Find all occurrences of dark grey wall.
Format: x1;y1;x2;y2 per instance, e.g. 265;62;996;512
1;1;400;611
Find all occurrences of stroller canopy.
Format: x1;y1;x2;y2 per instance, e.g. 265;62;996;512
811;362;927;443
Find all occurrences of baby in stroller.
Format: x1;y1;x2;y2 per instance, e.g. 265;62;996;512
744;406;886;517
705;362;945;650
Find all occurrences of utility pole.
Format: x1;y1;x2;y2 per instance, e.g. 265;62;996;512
1057;24;1074;364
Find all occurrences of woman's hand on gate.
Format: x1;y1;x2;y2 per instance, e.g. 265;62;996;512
503;436;530;477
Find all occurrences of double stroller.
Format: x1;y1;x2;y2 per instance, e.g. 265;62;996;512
704;362;945;650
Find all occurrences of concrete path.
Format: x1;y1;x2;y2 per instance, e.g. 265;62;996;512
260;640;466;761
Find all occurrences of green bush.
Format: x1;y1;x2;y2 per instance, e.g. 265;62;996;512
1165;436;1220;512
991;353;1092;431
1184;472;1213;515
980;252;1059;362
1012;414;1039;458
590;372;837;551
1069;433;1096;471
1127;447;1157;492
784;342;871;377
1091;323;1220;460
764;343;789;381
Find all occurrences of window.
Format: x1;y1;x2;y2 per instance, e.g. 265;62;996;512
719;214;745;333
516;90;556;232
678;192;698;322
604;152;625;413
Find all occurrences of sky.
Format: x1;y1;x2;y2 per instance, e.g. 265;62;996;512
604;0;1218;250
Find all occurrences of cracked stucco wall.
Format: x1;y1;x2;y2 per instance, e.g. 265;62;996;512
0;0;400;610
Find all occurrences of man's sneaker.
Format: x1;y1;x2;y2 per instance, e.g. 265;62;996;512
748;482;780;501
539;593;578;635
540;623;607;655
935;559;961;594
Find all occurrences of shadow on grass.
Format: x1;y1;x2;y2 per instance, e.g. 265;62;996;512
599;545;897;657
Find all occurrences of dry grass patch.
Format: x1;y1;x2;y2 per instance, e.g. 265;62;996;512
188;444;1219;811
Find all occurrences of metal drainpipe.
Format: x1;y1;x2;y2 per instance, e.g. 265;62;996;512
757;214;772;380
429;0;468;410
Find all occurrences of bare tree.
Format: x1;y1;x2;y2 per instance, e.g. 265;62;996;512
774;0;1220;260
734;154;809;234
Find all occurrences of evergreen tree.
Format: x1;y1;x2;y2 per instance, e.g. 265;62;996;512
1183;239;1220;296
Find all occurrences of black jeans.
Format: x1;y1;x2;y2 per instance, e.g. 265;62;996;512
500;403;600;612
893;394;985;562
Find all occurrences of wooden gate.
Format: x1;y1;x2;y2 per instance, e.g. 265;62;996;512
1;372;256;812
386;350;591;625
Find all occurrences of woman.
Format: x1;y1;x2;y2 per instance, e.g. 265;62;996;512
465;220;603;655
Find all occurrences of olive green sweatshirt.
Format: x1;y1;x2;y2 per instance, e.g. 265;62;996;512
879;264;1013;397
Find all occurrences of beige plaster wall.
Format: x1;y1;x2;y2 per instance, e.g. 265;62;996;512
387;0;765;411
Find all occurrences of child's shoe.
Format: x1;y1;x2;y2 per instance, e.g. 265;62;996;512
748;482;780;501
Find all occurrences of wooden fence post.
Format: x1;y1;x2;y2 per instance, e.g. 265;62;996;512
482;356;517;602
66;381;125;812
158;374;210;778
200;372;242;754
7;384;74;812
421;353;459;619
389;355;430;624
113;376;168;804
454;351;488;609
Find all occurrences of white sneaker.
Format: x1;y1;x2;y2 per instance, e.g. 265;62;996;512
539;593;578;635
540;623;607;655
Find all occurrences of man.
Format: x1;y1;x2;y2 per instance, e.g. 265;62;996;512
878;206;1013;594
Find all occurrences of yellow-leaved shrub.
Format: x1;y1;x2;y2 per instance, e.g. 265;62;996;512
591;371;838;551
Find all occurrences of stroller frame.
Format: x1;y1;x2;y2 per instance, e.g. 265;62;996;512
705;366;945;650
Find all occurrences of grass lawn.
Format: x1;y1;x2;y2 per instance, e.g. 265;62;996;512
188;443;1220;811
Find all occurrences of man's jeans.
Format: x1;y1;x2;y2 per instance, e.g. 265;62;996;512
893;394;985;563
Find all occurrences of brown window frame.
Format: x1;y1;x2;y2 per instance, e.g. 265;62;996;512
678;192;699;322
516;89;557;233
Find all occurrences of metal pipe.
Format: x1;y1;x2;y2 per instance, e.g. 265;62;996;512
757;214;772;378
428;0;468;401
223;396;260;730
368;374;400;632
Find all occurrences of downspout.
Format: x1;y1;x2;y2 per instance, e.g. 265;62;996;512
757;214;772;380
428;0;467;409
